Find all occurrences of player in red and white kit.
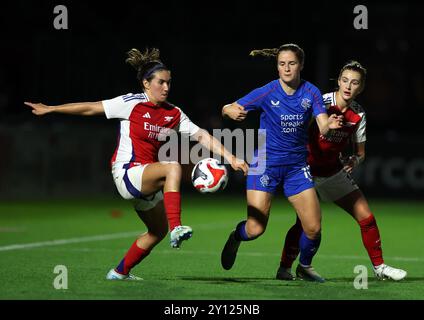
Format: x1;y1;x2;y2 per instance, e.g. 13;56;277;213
276;61;407;281
25;48;248;280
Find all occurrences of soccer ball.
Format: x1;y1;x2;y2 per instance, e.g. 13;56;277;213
191;158;228;193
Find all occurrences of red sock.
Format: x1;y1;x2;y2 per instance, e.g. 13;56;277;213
358;214;384;267
115;240;150;275
280;217;303;269
164;191;181;231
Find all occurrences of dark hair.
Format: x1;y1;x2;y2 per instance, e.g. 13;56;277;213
125;48;169;88
338;60;367;86
249;43;305;65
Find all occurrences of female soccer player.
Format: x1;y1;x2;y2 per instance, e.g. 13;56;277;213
25;47;248;280
220;44;343;282
276;61;407;281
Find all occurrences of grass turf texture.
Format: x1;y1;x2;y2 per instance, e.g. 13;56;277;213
0;195;423;300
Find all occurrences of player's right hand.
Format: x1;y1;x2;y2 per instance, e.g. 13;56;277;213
328;113;344;129
230;156;249;176
222;104;247;121
24;102;51;116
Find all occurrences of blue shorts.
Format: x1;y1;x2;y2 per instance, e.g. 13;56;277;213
246;163;314;197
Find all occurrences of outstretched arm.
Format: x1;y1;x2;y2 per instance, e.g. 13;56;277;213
193;128;249;175
24;101;105;116
222;102;248;121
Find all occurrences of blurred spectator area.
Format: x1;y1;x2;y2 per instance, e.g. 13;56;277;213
0;1;423;199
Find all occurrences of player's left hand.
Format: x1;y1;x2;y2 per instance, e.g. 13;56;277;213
342;155;359;174
230;157;249;176
328;114;344;129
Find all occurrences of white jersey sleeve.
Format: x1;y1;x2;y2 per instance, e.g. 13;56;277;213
354;112;366;143
175;107;200;136
322;92;335;109
350;101;366;143
102;93;148;120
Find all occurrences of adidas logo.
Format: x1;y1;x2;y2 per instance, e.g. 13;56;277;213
142;112;151;119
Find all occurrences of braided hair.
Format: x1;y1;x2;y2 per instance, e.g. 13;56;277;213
249;43;305;66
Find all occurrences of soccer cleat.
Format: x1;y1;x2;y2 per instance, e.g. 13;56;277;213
170;225;193;249
296;264;325;283
106;268;143;281
373;264;407;281
221;230;241;270
276;266;295;281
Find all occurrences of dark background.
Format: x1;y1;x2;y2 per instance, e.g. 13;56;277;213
0;0;423;200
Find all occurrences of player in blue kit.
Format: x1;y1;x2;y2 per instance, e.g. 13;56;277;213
220;44;343;282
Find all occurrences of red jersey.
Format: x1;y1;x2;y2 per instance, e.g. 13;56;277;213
102;93;200;166
307;92;366;177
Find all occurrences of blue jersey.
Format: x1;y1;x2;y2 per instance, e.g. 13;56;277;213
237;79;326;166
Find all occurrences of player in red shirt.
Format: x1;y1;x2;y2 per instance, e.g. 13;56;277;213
276;61;407;281
25;47;248;280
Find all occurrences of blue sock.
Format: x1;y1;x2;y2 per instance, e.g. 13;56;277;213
234;220;256;241
299;231;321;266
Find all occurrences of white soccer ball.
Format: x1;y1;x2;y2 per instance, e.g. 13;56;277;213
191;158;228;193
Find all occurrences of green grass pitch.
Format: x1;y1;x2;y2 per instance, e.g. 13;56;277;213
0;195;423;300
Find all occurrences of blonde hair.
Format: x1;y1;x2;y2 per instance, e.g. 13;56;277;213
125;48;168;85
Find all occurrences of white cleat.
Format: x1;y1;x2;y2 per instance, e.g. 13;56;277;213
296;264;325;283
170;225;193;249
106;268;143;281
373;264;407;281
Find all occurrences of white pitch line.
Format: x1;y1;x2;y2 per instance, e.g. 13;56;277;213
1;232;422;263
0;227;27;233
156;250;424;263
0;231;140;252
0;222;234;252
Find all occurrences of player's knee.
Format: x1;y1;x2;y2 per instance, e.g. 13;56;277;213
165;162;182;178
303;224;321;239
246;221;266;238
